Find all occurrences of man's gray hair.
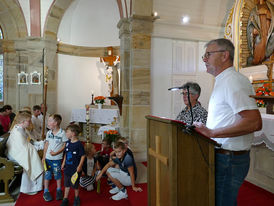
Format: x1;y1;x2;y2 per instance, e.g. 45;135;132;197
181;82;201;97
205;38;234;62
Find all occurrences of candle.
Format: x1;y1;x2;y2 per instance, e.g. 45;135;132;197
91;90;94;96
249;75;253;83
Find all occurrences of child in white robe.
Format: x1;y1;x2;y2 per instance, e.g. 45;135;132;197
6;112;43;195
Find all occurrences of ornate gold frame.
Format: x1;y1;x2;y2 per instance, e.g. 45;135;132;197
225;0;256;69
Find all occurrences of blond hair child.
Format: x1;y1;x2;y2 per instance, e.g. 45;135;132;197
42;114;67;202
79;143;97;191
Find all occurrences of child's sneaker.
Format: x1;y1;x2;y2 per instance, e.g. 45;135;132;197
43;191;53;202
60;198;69;206
73;196;80;206
109;186;120;194
111;189;128;201
56;189;63;200
86;184;94;191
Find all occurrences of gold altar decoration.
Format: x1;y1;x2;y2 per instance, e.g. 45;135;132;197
224;4;235;41
225;0;273;71
225;0;256;69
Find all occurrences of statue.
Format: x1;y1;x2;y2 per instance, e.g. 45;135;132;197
100;47;120;97
247;0;274;65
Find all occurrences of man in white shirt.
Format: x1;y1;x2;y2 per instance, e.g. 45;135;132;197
194;38;262;206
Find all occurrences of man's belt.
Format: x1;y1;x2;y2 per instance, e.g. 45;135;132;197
215;148;249;156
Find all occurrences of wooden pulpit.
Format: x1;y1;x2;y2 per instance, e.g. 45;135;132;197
146;115;219;206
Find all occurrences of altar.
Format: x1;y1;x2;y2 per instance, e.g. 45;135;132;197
70;108;119;124
246;113;274;193
253;113;274;151
70;107;120;143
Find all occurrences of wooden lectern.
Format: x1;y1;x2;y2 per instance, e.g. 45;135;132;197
146;115;219;206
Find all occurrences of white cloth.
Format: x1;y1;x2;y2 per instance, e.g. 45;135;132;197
45;129;67;160
33;140;45;150
70;108;119;124
20;170;43;194
253;113;274;151
97;125;119;140
6;125;43;181
207;67;258;151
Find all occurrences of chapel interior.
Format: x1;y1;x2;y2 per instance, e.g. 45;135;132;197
0;0;273;205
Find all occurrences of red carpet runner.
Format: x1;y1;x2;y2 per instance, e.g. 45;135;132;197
15;143;273;205
15;173;274;206
15;177;147;206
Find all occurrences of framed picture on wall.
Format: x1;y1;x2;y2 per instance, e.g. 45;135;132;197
17;71;28;85
30;71;41;85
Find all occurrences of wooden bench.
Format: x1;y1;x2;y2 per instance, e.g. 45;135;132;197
0;133;23;203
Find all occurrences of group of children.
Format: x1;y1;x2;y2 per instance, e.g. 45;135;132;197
7;110;142;206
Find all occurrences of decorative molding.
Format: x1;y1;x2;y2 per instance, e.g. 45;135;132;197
57;43;120;57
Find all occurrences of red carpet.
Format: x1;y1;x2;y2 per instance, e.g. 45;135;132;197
15;177;147;206
15;142;273;205
238;181;274;206
15;143;147;206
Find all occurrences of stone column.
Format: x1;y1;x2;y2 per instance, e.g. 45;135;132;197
128;15;153;154
118;0;153;157
117;19;131;138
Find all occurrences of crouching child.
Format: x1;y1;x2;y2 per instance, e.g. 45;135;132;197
96;141;142;201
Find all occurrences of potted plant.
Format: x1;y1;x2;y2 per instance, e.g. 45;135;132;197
94;96;106;109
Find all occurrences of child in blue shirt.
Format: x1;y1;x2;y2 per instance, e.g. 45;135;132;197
61;124;85;206
96;141;142;201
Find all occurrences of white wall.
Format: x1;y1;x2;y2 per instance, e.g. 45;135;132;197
57;0;120;46
57;55;109;127
18;0;30;36
151;38;173;118
41;0;54;36
57;0;120;126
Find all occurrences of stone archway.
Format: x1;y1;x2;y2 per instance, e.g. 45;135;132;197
0;0;27;39
43;0;74;40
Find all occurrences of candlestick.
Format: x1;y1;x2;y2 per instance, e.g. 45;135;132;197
85;105;90;143
91;94;95;105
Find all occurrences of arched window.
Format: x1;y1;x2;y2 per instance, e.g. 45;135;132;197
0;27;3;102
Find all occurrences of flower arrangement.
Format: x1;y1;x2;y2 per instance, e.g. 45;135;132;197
104;130;120;144
255;82;274;107
255;83;272;96
94;96;106;104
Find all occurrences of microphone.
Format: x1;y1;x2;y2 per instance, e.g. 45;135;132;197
168;86;184;91
168;85;196;134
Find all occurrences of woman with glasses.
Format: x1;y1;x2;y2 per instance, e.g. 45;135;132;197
176;82;208;125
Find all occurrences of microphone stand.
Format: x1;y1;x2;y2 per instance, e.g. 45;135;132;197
183;86;195;135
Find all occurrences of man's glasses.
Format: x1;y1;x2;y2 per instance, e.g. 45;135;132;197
202;50;226;59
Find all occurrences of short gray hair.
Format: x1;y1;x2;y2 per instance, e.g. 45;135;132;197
181;82;201;97
205;38;234;62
